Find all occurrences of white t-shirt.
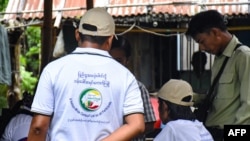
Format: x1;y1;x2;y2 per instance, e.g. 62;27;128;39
154;119;214;141
1;114;32;141
31;48;144;141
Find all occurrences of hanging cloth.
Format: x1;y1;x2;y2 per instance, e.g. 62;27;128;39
53;29;66;58
0;24;12;85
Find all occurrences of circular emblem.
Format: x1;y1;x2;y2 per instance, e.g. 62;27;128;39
80;88;102;111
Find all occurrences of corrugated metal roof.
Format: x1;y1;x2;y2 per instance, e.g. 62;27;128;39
108;0;250;16
3;0;250;20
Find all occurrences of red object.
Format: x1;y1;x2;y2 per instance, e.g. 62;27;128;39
154;119;162;129
150;96;161;129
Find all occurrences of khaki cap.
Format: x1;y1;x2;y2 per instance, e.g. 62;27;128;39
78;7;115;37
157;79;194;106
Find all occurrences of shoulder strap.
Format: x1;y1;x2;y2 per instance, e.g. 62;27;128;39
206;57;228;101
204;43;243;111
234;43;242;51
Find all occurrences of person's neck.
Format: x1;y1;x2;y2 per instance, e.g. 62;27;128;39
80;42;102;49
217;32;233;56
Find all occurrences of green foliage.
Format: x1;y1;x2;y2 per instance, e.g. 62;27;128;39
0;85;8;108
0;0;8;12
26;26;41;49
20;26;41;95
0;96;8;108
20;66;38;94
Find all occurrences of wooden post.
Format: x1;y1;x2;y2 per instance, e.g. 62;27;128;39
41;0;53;73
86;0;94;10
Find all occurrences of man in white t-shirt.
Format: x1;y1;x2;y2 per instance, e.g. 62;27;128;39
154;79;213;141
27;7;145;141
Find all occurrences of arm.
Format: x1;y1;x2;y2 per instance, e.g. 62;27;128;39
101;113;145;141
27;114;51;141
235;49;250;124
137;81;156;134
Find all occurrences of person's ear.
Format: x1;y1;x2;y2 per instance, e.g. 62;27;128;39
210;28;221;37
162;101;168;111
104;35;114;51
125;57;131;67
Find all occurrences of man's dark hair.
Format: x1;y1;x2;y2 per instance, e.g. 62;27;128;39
186;10;228;38
159;98;196;121
79;33;109;46
111;36;131;58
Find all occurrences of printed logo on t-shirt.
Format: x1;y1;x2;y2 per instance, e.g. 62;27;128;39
79;88;102;111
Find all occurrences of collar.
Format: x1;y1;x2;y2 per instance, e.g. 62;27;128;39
72;47;112;58
222;35;242;57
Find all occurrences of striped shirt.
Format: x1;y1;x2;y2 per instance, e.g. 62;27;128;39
132;81;156;141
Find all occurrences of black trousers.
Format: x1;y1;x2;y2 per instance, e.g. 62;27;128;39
206;126;224;141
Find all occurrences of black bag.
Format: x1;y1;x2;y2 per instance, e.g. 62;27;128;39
194;101;210;122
